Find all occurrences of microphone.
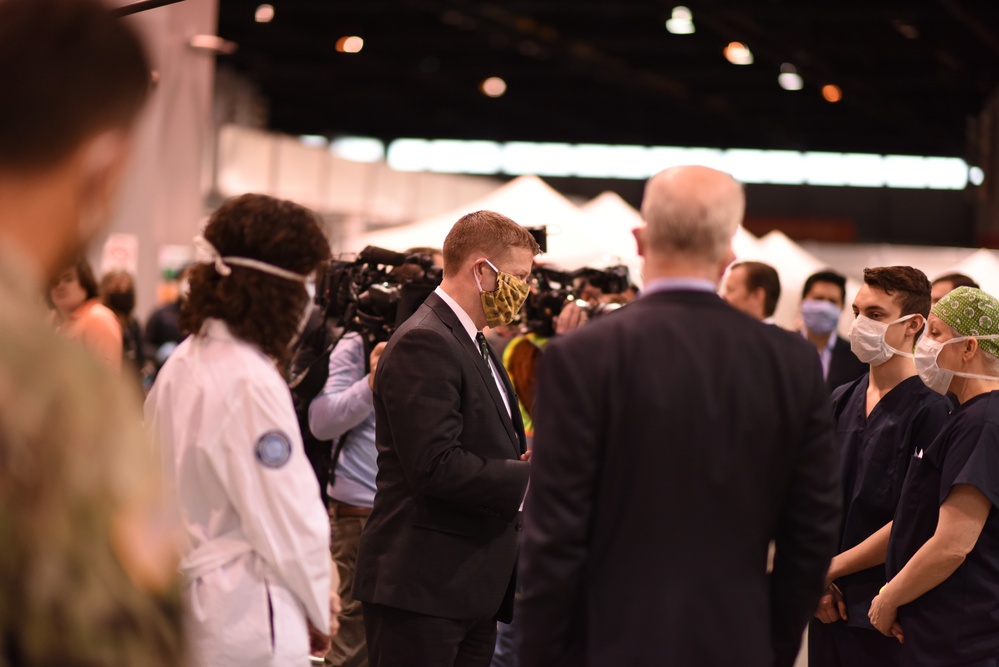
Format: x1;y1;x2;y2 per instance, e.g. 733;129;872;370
357;246;410;267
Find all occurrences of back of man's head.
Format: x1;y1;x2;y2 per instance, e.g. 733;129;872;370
733;261;781;318
442;210;541;275
863;266;931;318
931;272;978;291
0;0;150;171
639;166;745;264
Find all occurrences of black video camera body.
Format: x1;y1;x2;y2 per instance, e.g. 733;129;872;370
316;246;443;344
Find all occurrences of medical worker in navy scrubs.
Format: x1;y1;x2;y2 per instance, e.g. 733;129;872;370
870;287;999;667
810;267;950;667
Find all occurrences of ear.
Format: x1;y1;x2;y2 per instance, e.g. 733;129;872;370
632;227;646;257
964;337;979;361
906;314;925;337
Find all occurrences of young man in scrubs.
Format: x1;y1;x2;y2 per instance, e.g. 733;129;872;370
810;267;950;667
870;287;999;667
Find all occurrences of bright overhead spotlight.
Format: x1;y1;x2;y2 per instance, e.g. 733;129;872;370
723;42;753;65
822;84;842;103
254;4;274;23
778;63;803;91
335;36;364;53
665;6;695;34
480;76;507;97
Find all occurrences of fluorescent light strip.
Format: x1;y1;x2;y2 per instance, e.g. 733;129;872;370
383;138;971;190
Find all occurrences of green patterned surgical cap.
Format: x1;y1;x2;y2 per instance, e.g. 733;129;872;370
931;286;999;359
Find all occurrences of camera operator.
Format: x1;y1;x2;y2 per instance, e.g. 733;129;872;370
308;247;441;667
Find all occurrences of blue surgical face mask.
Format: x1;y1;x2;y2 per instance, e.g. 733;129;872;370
802;299;842;335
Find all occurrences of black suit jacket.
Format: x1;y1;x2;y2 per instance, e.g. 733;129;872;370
516;290;841;667
353;292;530;622
827;334;867;392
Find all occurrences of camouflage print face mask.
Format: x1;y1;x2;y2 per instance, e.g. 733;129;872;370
474;258;530;328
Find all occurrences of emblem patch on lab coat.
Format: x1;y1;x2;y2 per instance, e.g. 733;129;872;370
255;430;292;468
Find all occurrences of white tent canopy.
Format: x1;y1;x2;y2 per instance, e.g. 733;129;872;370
349;175;606;269
575;191;644;286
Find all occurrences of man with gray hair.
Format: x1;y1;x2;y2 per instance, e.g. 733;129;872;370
516;165;841;667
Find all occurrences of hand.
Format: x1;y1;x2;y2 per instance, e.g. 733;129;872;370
368;342;387;391
308;620;330;657
814;583;847;623
869;592;902;641
520;449;532;462
308;590;342;657
553;300;588;334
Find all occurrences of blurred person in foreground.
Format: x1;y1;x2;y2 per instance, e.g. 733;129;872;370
353;210;536;667
145;194;339;666
869;287;999;666
49;255;123;372
721;259;781;323
0;0;185;663
930;272;978;307
516;165;841;667
809;267;950;667
801;269;868;390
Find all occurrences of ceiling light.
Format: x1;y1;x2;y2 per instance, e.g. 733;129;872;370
665;6;695;35
822;84;842;103
970;166;985;186
480;76;507;97
254;4;274;23
778;63;803;90
335;36;364;53
723;42;753;65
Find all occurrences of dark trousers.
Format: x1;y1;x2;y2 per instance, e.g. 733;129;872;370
362;602;497;667
808;618;901;667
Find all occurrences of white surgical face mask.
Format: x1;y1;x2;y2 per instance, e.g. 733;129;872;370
914;334;999;395
849;313;917;366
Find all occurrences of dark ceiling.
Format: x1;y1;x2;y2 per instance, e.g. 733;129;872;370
217;0;999;159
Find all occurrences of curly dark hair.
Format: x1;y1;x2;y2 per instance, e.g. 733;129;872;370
180;194;330;366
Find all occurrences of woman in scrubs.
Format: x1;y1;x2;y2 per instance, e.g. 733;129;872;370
870;287;999;667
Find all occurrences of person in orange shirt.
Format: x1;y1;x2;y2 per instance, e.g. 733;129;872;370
50;256;123;372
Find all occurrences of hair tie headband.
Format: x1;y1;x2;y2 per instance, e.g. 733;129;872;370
193;235;308;284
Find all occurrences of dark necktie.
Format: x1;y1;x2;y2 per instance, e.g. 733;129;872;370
476;332;493;375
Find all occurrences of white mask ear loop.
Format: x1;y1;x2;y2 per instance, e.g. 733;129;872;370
885;313;918;358
941;334;999;381
193;235;308;283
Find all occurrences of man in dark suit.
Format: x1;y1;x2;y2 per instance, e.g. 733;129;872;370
353;210;538;667
516;166;842;667
800;269;868;391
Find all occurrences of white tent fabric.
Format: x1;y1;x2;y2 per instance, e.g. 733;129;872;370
348;176;605;267
799;241;976;288
948;248;999;296
576;192;644;286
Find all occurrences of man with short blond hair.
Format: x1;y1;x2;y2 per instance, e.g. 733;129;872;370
517;166;841;667
354;210;539;667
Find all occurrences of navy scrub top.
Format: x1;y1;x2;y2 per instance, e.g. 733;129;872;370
887;390;999;667
831;374;951;628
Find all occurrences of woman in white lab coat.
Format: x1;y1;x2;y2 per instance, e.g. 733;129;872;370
145;193;338;666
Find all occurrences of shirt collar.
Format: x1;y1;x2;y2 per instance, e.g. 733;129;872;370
801;327;839;352
642;277;717;298
434;285;479;342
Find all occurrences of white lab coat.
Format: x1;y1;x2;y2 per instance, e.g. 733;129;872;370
146;318;332;667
